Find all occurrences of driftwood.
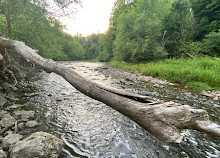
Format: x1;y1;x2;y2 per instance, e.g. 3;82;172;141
0;37;219;143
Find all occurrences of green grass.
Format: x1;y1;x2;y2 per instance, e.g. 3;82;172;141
108;57;220;91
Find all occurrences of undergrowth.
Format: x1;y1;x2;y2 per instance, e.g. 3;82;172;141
108;57;220;91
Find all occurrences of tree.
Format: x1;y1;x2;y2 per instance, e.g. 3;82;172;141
190;0;220;41
0;0;83;60
1;37;219;143
202;29;220;56
61;34;85;60
83;34;101;60
163;0;195;57
97;31;114;62
112;0;170;62
0;0;25;35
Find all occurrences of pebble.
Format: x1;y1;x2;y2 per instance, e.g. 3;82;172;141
213;96;219;101
17;122;24;130
2;134;23;148
25;120;39;128
0;114;16;128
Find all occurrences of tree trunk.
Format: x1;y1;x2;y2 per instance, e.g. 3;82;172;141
0;37;219;143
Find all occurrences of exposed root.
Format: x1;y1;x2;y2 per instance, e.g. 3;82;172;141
1;45;21;86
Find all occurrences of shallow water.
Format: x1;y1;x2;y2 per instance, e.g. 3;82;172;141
21;62;219;158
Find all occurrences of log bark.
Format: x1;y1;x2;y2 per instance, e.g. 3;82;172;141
0;37;219;143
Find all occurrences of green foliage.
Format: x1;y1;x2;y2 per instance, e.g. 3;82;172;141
97;32;113;62
179;41;203;57
202;30;220;56
109;57;220;90
0;0;84;61
61;34;85;60
163;0;195;57
111;0;170;62
190;0;220;40
185;81;213;91
83;34;101;60
0;15;6;33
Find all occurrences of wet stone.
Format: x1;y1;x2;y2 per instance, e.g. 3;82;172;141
17;122;24;129
13;110;35;120
213;97;219;101
4;131;13;136
10;132;63;158
2;134;23;149
23;92;39;97
25;120;39;128
0;114;16;128
0;111;9;119
5;104;25;111
200;91;214;97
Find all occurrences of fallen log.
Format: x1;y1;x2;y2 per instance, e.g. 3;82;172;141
0;37;219;143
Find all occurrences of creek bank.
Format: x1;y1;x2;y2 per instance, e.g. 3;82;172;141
0;62;64;157
97;64;220;101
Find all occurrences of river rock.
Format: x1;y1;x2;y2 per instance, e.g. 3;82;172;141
200;91;214;97
0;111;9;119
17;122;24;129
10;132;63;158
0;93;7;109
25;120;39;128
2;134;23;149
0;114;16;128
4;130;13;136
13;110;35;120
5;104;25;111
0;150;7;158
213;96;219;101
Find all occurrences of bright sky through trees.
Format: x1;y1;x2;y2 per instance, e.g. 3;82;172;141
61;0;115;37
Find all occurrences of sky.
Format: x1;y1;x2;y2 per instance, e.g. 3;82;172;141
61;0;116;37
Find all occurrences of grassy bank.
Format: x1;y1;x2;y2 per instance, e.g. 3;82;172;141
108;57;220;91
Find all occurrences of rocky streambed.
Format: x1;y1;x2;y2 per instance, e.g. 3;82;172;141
0;72;63;157
0;61;219;158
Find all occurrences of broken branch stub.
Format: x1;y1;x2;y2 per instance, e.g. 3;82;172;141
0;37;219;143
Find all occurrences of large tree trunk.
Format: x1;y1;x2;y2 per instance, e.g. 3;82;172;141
0;37;219;143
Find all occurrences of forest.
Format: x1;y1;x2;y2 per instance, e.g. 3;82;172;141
81;0;219;62
0;0;219;89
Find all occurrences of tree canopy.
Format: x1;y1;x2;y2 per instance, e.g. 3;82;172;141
79;0;219;62
0;0;84;60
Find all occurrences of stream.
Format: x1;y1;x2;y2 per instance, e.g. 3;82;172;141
20;62;219;158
